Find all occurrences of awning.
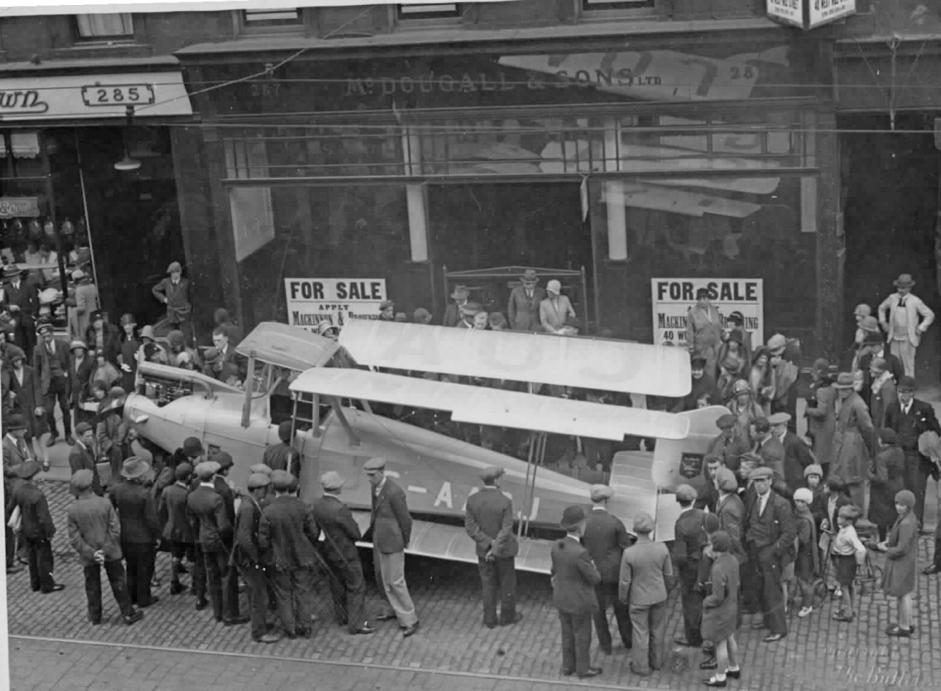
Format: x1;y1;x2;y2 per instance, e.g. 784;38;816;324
0;65;192;124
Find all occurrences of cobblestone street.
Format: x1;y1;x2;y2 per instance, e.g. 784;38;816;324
5;479;940;691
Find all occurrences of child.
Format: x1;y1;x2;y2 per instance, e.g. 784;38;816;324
793;488;820;618
830;504;867;622
803;464;826;530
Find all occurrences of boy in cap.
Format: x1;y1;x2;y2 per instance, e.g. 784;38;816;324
234;473;279;643
67;469;143;626
552;505;602;679
464;466;520;629
158;462;205;601
187;460;236;622
263;421;299;478
312;471;374;635
11;461;63;593
673;484;707;648
152;261;192;344
365;456;419;637
109;457;160;608
259;470;321;639
619;511;673;676
583;484;632;654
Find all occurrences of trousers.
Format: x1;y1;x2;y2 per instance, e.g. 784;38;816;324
122;542;156;607
203;546;235;621
592;581;632;651
678;563;704;646
326;555;368;633
25;537;55;592
44;375;71;438
171;542;205;598
904;452;932;526
84;559;133;623
890;339;916;379
237;562;270;640
751;544;788;636
629;600;668;674
271;566;313;635
376;549;418;627
558;609;594;677
478;556;517;627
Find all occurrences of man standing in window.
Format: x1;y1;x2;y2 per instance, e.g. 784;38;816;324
686;288;723;378
507;269;546;332
152;261;193;345
878;273;934;380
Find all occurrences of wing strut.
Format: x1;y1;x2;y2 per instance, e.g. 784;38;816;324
517;383;547;539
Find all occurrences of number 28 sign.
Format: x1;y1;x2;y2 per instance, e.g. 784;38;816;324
81;84;156;107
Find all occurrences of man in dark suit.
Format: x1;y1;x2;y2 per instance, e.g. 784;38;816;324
750;417;789;499
743;467;796;642
582;484;632;654
1;264;39;355
365;456;419;637
212;452;246;625
885;376;941;528
109;457;161;609
3;413;34;476
67;340;95;426
312;471;374;635
506;269;547;332
152;261;193;344
187;460;235;624
552;505;602;679
464;466;520;629
10;460;64;593
32;323;72;447
68;422;102;496
769;412;815;495
673;484;707;648
234;472;280;643
442;285;469;328
259;469;321;639
157;462;205;601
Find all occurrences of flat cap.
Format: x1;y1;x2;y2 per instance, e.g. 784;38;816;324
247;473;271;490
715;467;738;493
214;451;234;470
766;334;787;353
675;484;698;503
36;322;53;335
803;464;823;478
271;470;294;492
194;461;220;481
175;463;194;481
716;413;738;429
480;466;505;483
166;261;182;273
793;488;814;505
749;466;774;480
590;484;614;502
70;469;94;491
250;463;273;476
17;461;43;480
320;471;345;492
632;512;655;534
767;412;791;426
183;437;204;458
363;457;387;472
75;421;93;436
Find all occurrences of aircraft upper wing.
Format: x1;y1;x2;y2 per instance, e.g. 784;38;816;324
289;367;690;441
236;321;339;372
337;320;691;397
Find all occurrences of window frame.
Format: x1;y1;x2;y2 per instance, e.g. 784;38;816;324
238;8;306;36
578;0;658;20
394;3;464;28
72;13;136;42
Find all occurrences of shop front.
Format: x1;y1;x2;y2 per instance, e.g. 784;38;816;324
0;58;192;328
178;31;840;355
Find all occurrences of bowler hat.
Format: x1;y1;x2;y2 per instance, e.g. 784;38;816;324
716;413;738;429
632;512;654;534
480;466;505;483
559;505;586;531
450;285;469;300
833;372;856;389
675;484;698;503
895;489;916;508
320;471;345;492
897;376;916;392
71;469;94;491
793;488;814;505
121;456;150;480
17;460;43;480
183;437;204;458
893;273;915;288
590;484;613;502
250;463;273;476
175;463;194;481
4;413;27;432
166;261;182;274
248;473;271;490
521;269;538;283
271;470;294;492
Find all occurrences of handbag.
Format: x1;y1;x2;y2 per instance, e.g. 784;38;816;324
7;505;21;532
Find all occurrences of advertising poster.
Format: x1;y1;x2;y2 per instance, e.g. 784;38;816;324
650;278;764;351
284;278;387;332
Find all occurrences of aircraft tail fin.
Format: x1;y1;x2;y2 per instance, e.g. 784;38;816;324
609;449;679;542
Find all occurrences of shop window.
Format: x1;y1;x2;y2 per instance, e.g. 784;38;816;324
397;3;462;20
240;8;304;32
581;0;655;11
74;14;134;39
224;139;275;262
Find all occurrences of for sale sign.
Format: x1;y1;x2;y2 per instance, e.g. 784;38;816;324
651;278;764;351
284;278;387;332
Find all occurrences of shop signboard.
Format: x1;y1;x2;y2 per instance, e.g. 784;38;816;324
284;278;387;332
0;197;39;218
766;0;856;30
650;278;764;351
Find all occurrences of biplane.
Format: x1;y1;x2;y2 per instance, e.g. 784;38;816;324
124;320;729;574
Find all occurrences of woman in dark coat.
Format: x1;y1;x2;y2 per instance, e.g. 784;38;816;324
805;360;837;474
3;345;48;462
877;490;919;637
701;531;741;687
85;310;121;366
868;429;906;541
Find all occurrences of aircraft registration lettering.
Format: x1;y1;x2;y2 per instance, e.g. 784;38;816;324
434;482;453;510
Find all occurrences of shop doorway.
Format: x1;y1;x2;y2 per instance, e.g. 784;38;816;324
428;182;591;316
840;114;940;382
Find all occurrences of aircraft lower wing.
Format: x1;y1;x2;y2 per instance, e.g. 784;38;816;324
290;368;689;441
348;511;553;574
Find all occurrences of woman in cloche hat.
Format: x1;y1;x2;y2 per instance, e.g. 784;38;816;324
875;490;919;637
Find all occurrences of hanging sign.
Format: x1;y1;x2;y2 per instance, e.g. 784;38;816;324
650;278;764;351
284;278;387;332
767;0;856;29
0;197;40;218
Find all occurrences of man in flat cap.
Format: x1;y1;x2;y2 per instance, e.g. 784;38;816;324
67;469;143;626
263;421;300;478
33;321;73;448
233;473;279;643
686;288;723;377
158;462;205;602
312;471;374;635
464;466;520;629
152;261;193;344
708;414;750;473
69;422;102;496
365;456;419;637
259;470;321;639
109;457;161;609
749;418;788;499
11;461;64;593
673;484;707;648
583;484;632;654
619;512;673;677
187;460;235;622
552;505;603;679
743;466;795;642
768;412;813;497
878;273;934;379
212;451;246;625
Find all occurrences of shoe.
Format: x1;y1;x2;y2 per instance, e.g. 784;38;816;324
700;659;718;670
253;634;281;644
376;613;397;622
629;663;652;677
124;610;144;626
674;637;695;647
178;564;190;575
45;436;57;448
578;668;602;679
65;434;75;446
140;597;160;608
703;676;727;687
485;622;497;630
353;625;376;635
296;627;312;638
401;622;420;638
42;583;65;593
224;615;250;627
832;613;854;623
798;606;813;618
751;621;768;630
500;613;523;626
561;669;575;677
831;588;842;600
195;598;209;611
886;625;911;638
923;565;940;575
337;619;349;628
169;582;188;595
727;669;741;680
763;633;785;643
